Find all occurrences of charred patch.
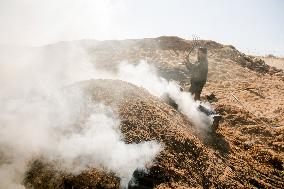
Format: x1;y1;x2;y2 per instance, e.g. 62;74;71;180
128;167;168;189
269;157;284;171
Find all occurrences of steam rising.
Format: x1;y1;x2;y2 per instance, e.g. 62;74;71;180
115;61;213;128
0;43;212;188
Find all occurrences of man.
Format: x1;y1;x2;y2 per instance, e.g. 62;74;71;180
185;47;208;101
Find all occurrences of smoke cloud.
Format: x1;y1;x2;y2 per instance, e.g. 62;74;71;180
114;61;213;129
0;43;212;188
0;44;162;189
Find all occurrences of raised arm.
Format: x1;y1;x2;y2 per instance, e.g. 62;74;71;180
185;60;195;71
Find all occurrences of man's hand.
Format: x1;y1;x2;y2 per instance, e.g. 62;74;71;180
185;61;195;70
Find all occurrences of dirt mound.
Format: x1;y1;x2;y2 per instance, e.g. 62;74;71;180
24;79;283;188
213;104;284;188
84;36;283;83
87;36;284;126
21;80;222;188
25;36;284;188
151;36;283;77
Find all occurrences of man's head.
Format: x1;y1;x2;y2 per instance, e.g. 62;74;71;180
197;47;207;61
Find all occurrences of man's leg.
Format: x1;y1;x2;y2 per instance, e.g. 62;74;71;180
189;79;197;99
195;92;201;101
194;81;206;101
189;85;194;94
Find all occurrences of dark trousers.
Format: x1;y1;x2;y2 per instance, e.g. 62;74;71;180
189;79;206;100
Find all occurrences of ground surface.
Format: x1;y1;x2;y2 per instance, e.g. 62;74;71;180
25;37;284;188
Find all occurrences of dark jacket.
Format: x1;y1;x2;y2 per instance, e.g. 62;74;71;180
186;59;208;82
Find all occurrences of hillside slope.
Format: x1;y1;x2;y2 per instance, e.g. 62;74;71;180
25;79;284;189
24;36;284;188
75;36;284;126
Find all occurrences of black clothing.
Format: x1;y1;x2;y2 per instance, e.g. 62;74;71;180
186;59;208;100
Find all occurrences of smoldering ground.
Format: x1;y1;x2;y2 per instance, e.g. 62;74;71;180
0;43;212;188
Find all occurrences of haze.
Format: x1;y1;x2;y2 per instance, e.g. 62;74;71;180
0;0;283;56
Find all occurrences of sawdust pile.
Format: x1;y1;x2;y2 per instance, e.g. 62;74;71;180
24;79;283;188
86;36;284;81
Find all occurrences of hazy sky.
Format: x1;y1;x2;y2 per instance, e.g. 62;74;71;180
0;0;283;56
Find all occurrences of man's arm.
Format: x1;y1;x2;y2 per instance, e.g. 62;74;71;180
185;61;195;71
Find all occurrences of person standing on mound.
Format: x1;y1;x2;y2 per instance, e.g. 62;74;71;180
185;47;208;101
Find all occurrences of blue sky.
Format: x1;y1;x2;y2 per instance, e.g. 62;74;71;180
0;0;283;56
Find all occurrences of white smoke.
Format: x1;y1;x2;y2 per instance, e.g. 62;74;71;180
52;103;161;187
0;42;213;189
114;61;213;129
0;44;162;189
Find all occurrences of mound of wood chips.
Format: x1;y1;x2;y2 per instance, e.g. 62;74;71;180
24;79;283;189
